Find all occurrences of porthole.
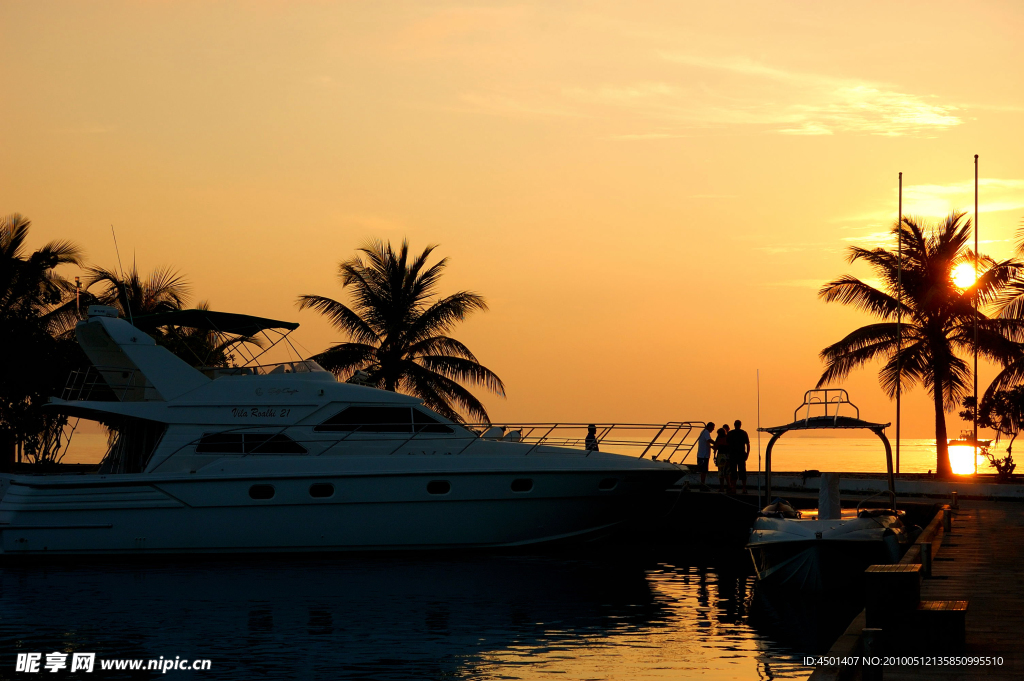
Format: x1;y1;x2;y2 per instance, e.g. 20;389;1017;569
427;480;451;495
510;478;533;493
309;483;335;498
249;484;275;500
598;478;618;491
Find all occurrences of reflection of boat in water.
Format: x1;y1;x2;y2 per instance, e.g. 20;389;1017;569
0;554;667;680
746;390;914;591
0;307;688;556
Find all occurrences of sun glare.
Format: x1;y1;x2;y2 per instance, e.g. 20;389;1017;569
951;263;977;289
948;445;980;475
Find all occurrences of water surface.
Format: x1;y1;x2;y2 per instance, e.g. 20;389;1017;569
0;549;842;680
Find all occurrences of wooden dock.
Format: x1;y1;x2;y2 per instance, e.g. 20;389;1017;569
811;500;1024;680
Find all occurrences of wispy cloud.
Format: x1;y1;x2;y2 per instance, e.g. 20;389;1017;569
456;53;962;138
658;53;961;137
836;179;1024;228
762;279;828;289
903;179;1024;217
755;242;839;255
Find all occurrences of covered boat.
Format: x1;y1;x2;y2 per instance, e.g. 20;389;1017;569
746;389;912;591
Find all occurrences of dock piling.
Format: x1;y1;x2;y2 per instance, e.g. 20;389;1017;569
942;508;952;533
862;628;884;681
920;541;931;577
950;491;958;510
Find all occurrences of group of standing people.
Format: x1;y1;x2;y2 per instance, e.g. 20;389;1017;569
694;420;750;494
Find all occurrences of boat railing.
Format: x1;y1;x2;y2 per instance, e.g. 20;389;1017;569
60;366;156;402
462;422;705;461
155;421;706;465
795;388;860;425
199;360;330;379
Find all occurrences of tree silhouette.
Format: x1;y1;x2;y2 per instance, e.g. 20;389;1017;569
298;239;504;423
817;213;1024;478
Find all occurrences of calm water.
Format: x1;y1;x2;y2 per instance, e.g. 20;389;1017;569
0;550;839;680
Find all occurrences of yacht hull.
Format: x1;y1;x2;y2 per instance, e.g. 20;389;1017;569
0;467;680;556
746;516;905;591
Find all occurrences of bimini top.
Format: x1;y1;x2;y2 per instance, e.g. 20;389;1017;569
131;309;299;336
760;414;891;435
758;388;890;435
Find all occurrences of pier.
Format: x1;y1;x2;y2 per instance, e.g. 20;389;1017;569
810;499;1024;680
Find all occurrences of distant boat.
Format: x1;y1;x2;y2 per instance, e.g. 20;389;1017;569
947;430;992;448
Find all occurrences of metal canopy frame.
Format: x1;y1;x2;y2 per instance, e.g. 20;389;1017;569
757;389;896;509
129;308;302;368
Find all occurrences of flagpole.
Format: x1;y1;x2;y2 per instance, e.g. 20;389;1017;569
896;172;902;475
974;154;979;474
757;369;762;508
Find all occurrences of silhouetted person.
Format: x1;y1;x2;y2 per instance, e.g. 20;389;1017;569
695;422;714;489
727;419;751;494
585;424;599;452
714;425;730;492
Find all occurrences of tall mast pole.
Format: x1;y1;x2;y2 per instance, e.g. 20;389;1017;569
974;154;979;473
896;172;902;474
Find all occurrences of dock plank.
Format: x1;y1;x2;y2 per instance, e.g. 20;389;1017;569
883;500;1024;680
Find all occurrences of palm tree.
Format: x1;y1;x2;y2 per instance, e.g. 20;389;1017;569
85;266;255;367
84;264;190;320
0;213;83;332
816;212;1024;478
298;239;505;423
0;213;85;465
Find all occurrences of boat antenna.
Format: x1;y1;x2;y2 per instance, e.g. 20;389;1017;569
757;368;762;508
110;224;133;325
896;172;902;475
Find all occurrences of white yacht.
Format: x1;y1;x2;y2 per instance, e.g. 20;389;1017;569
0;308;688;556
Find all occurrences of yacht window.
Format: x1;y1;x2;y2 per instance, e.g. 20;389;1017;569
245;434;307;454
309;483;335;498
196;433;307;454
249;484;275;500
196;433;243;453
510;478;533;493
315;406;413;433
427;480;451;495
413;409;455;434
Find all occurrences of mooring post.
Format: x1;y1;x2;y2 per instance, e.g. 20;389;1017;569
943;508;952;533
951;491;958;510
920;541;932;577
862;627;883;681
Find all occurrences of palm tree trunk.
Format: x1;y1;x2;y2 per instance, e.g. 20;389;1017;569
932;377;953;479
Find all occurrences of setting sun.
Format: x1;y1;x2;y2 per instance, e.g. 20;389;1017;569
951;262;978;289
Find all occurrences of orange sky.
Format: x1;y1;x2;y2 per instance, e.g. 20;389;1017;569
3;1;1023;437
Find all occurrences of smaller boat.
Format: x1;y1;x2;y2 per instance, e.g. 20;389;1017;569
947;430;992;449
746;389;914;591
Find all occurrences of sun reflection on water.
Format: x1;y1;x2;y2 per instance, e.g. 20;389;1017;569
947;445;986;475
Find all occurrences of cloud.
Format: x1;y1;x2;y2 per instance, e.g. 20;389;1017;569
762;279;828;289
658;53;961;137
902;179;1024;217
605;132;692;140
836;179;1024;230
456;53;961;139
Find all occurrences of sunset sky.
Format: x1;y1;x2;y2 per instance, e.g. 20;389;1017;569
3;1;1023;437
